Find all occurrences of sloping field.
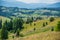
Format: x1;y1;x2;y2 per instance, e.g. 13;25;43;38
20;32;60;40
0;16;10;22
0;16;60;40
21;18;60;35
8;32;60;40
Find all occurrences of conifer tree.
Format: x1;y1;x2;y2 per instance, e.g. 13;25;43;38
0;19;2;29
1;21;8;40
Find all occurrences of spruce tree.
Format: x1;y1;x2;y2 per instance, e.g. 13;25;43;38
1;21;8;40
16;29;20;37
0;19;2;29
13;18;24;33
8;20;13;31
17;18;24;30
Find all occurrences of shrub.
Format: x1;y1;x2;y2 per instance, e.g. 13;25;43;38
50;17;54;22
34;23;36;26
43;22;45;27
26;17;33;24
12;36;14;39
46;22;48;25
20;33;24;37
51;27;54;31
34;28;36;31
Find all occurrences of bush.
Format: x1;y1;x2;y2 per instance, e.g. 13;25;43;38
12;36;14;39
46;22;48;25
34;28;36;31
51;27;54;31
26;17;33;24
20;33;24;37
34;23;36;26
43;22;45;27
50;17;54;22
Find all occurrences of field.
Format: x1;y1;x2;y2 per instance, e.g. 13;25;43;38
10;32;60;40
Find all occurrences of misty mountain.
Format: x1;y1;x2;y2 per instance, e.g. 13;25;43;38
47;2;60;8
0;1;60;8
0;1;48;8
0;1;28;8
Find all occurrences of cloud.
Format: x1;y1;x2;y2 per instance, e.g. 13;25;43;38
2;0;60;4
16;0;60;4
16;0;40;3
2;0;15;2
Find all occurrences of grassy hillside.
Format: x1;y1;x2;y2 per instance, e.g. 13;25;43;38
0;16;10;23
6;17;60;40
0;16;60;40
21;17;60;35
19;32;60;40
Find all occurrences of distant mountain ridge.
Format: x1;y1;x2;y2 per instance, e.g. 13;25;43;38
47;2;60;8
0;1;60;8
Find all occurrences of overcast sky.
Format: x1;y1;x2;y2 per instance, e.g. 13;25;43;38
2;0;60;4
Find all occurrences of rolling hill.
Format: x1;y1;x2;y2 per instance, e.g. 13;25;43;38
7;17;60;40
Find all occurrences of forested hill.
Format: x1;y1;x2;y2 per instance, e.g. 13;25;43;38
0;6;60;18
